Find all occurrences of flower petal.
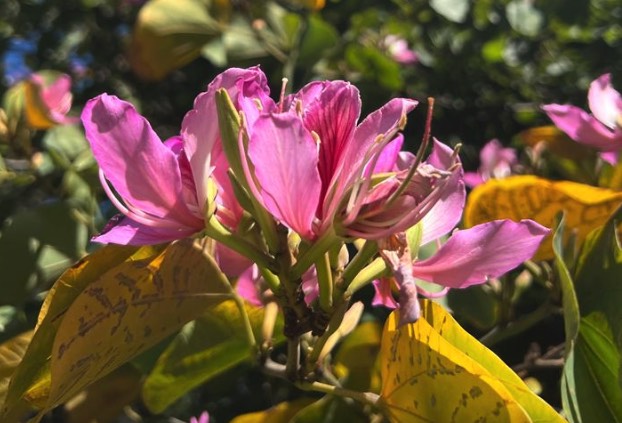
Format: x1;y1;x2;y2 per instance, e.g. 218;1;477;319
373;134;404;173
412;219;550;288
181;67;272;208
93;216;196;245
248;112;322;239
419;173;465;245
588;73;622;129
82;94;200;227
543;104;622;151
372;278;398;309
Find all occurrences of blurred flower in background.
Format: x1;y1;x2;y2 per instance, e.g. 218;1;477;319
382;35;418;65
464;139;517;187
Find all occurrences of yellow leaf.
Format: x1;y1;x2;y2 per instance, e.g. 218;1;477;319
464;175;622;260
333;320;382;392
518;126;593;161
43;238;231;410
3;244;158;414
230;398;315;423
23;80;56;130
379;301;532;422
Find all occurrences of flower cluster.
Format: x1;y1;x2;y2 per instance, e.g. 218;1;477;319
82;67;548;324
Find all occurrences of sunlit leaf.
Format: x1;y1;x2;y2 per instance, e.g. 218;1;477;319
142;300;285;413
506;0;544;37
379;300;564;422
129;0;224;80
518;126;593;162
231;398;315;423
464;176;622;260
44;239;231;410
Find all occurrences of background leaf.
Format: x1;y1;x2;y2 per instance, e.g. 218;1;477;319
142;300;284;413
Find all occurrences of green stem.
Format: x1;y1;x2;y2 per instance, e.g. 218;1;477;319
340;240;378;289
480;302;558;346
291;229;340;280
316;252;333;312
344;258;388;298
305;300;348;372
282;11;309;88
232;292;257;353
298;381;380;407
286;337;300;380
204;215;273;271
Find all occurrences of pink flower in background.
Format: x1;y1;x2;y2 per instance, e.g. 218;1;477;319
463;139;517;187
82;67;269;245
189;411;209;423
543;74;622;160
25;72;78;128
383;35;418;65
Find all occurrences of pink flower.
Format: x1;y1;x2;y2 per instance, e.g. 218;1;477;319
543;73;622;154
82;67;269;245
372;142;549;321
189;411;209;423
25;72;78;129
463;139;517;187
383;35;418;65
242;79;461;241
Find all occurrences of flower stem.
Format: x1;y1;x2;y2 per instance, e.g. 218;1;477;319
316;252;333;312
297;381;380;407
291;229;340;280
231;292;257;353
344;257;388;298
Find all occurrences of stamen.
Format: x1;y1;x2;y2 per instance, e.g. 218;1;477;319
278;78;288;113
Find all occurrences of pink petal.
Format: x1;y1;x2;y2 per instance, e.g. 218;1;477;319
82;94;201;228
600;151;619;165
181;67;272;208
412;219;550;288
303;81;361;190
93;216;196;245
372;134;404;173
372;278;398;309
419;173;465;245
248;112;322;240
463;171;484;187
588;74;622;129
301;267;319;306
236;266;263;307
543;104;622;151
215;243;252;278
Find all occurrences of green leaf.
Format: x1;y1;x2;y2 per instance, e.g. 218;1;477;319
552;214;580;345
0;201;88;306
142;300;284;413
345;45;403;91
563;313;622;423
446;285;499;331
285;14;338;67
42;125;90;168
129;0;222;80
506;0;544;37
430;0;470;23
0;331;33;406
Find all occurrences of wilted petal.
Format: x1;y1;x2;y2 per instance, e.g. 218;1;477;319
543;104;622;150
94;216;196;245
412;219;550;288
588;74;622;129
248;112;322;239
82;94;200;227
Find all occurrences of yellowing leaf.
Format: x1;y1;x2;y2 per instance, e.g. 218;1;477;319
230;398;315;423
379;300;565;422
464;175;622;260
518;126;593;161
43;239;231;410
333;321;382;392
0;331;33;406
23;80;56;130
3;244;158;415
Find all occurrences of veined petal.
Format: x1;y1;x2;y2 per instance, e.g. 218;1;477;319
373;134;404;173
303;81;361;190
588;73;622;129
182;67;271;209
543;104;622;151
412;219;550;288
419;172;465;245
93;216;197;245
82;94;200;227
248;112;321;239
